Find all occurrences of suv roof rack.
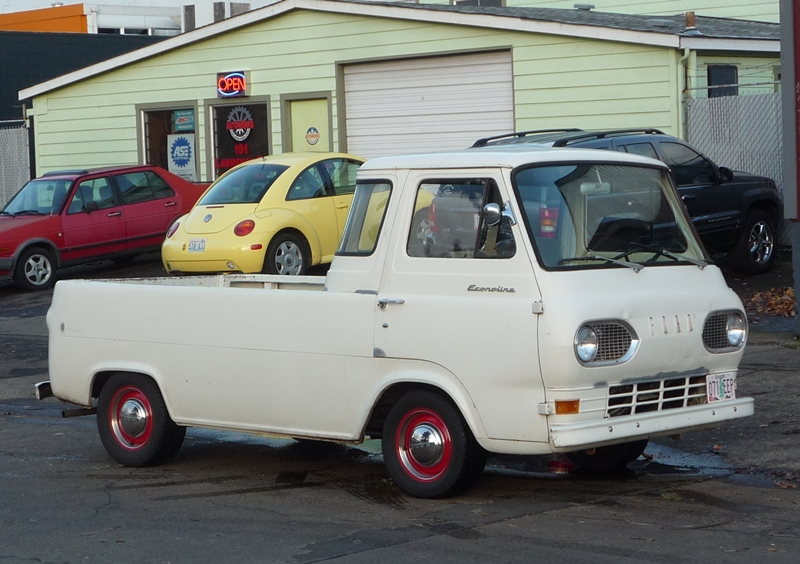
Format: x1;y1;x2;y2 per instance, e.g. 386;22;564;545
472;128;583;147
472;128;667;148
551;128;666;147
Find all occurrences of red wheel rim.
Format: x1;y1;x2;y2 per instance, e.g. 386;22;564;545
108;386;153;451
395;408;452;482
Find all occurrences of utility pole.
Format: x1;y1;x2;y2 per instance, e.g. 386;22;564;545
780;0;800;336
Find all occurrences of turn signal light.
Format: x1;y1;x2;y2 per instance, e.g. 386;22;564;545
555;400;580;415
234;219;256;237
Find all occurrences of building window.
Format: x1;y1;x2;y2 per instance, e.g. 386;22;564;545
184;5;196;32
230;3;250;17
214;2;226;22
707;65;738;98
212;103;270;178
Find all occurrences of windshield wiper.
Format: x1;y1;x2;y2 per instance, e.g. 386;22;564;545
13;210;44;216
0;210;11;216
558;255;643;272
661;249;707;269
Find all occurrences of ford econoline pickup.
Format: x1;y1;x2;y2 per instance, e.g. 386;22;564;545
37;147;752;498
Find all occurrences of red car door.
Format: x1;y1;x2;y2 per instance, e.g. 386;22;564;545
60;176;126;261
112;170;179;250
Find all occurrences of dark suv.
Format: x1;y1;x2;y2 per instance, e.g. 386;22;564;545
472;129;782;274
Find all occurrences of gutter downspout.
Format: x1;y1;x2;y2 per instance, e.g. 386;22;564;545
678;47;691;139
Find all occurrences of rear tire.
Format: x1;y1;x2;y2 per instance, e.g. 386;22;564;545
97;373;185;467
382;390;485;498
14;247;56;291
730;209;776;274
566;440;648;473
264;233;310;276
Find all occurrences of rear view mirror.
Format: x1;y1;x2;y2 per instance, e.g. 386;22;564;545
580;181;612;194
718;166;734;182
483;203;502;226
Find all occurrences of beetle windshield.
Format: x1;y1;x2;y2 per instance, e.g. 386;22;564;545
199;163;288;205
513;163;707;270
1;178;72;216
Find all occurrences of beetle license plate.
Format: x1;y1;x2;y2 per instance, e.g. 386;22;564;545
706;372;736;403
188;239;206;253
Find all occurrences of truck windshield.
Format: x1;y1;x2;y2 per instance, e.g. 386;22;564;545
513;163;706;269
199;163;288;205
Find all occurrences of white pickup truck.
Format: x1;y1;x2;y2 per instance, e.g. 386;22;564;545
38;147;753;498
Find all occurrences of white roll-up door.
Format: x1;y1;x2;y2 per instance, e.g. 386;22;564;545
344;51;514;158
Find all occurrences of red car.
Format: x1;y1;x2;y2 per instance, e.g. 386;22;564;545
0;165;208;291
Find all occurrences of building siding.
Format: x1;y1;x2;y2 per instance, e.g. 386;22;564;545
29;9;684;177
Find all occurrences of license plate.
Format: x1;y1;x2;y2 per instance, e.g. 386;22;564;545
188;238;206;253
706;372;736;403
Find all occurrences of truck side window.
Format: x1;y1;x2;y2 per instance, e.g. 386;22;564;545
338;181;392;255
408;178;515;259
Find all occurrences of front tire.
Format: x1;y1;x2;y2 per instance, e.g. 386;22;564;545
730;209;776;274
264;233;309;276
97;373;186;467
382;390;485;498
14;247;56;291
566;440;648;473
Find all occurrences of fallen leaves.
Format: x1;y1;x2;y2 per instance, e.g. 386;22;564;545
745;287;795;317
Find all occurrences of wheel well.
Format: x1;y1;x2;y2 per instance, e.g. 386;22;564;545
268;228;313;261
748;201;779;225
364;383;456;439
91;370;154;399
14;241;61;270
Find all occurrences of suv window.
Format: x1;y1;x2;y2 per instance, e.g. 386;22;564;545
622;142;658;160
409;178;515;259
660;142;715;186
338;181;391;255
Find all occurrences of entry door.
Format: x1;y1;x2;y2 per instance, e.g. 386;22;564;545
373;171;549;443
60;177;127;261
289;99;330;152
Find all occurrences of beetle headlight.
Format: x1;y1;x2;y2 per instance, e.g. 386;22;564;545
575;325;598;363
726;312;746;347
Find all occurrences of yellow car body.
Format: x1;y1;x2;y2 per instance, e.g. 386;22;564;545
162;153;365;275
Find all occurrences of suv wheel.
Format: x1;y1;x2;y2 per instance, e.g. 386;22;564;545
730;209;776;274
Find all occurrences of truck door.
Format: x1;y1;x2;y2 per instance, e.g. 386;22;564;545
373;172;549;443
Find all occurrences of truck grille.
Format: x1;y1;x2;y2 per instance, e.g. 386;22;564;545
606;376;707;417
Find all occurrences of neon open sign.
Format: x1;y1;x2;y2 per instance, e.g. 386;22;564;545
217;71;249;98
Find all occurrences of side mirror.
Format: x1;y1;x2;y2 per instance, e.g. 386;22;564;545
85;201;99;213
718;166;733;183
483;203;502;226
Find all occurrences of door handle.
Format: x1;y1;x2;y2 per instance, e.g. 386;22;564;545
164;201;177;207
377;298;405;309
107;211;122;217
336;203;350;209
681;195;696;202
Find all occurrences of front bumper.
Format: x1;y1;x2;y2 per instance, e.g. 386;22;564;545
549;397;753;450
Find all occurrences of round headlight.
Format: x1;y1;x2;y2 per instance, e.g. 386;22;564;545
726;313;746;347
575;325;598;363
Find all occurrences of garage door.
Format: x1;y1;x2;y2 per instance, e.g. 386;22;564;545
344;51;514;158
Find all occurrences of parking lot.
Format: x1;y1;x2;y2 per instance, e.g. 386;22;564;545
2;254;800;563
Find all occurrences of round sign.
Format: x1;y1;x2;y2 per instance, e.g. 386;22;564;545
305;127;320;146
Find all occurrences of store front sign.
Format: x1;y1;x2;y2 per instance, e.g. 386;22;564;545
217;71;249;98
174;109;195;132
167;133;198;182
213;103;268;176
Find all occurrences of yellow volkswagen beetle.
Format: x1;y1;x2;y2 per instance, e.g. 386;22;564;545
162;153;364;275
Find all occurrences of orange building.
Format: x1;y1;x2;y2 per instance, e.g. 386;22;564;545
0;4;88;33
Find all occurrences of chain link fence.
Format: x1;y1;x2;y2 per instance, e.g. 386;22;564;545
0;121;30;208
684;90;791;247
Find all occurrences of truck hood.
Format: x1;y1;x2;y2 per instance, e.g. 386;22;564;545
182;204;258;235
